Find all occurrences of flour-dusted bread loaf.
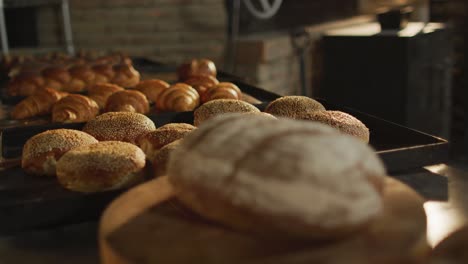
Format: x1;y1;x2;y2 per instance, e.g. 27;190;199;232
168;114;386;240
137;123;195;161
83;112;156;144
300;110;370;143
265;96;325;119
193;99;260;126
22;129;98;176
56;141;146;192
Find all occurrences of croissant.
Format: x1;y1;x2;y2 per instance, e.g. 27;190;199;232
156;83;200;112
202;82;242;103
41;66;71;91
105;89;150;114
92;64;116;84
111;64;140;88
11;87;68;119
52;94;99;123
7;72;45;96
88;83;125;109
184;75;219;98
134;79;170;104
66;64;96;92
177;59;217;81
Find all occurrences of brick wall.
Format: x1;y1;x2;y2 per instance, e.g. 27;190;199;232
36;0;227;65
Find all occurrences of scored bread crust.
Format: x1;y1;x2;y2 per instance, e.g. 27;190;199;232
168;114;386;240
22;129;98;176
56;141;146;192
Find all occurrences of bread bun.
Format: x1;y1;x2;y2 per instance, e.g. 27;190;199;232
300;110;370;143
56;141;146;192
22;129;98;176
168;114;386;239
177;58;217;81
193;99;260;126
134;79;170;104
153;139;183;178
265;96;325;118
137;123;195;161
104;89;150;114
83;112;156;144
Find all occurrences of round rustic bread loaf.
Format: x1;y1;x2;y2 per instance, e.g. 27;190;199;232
299;110;370;143
168;114;386;240
83;112;156;144
194;99;260;126
22;129;98;176
265;96;325;118
56;141;146;192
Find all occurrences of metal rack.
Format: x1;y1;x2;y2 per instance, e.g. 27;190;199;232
0;0;74;55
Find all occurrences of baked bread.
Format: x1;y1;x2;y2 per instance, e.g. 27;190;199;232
193;99;260;126
56;141;146;192
87;83;125;109
137;123;196;161
184;75;219;98
111;64;140;88
168;114;386;239
265;96;326;119
156;83;200;112
105;90;150;114
11;88;68;119
41;66;71;91
21;129;98;176
92;64;116;84
52;94;100;123
300;110;370;143
7;72;45;96
430;226;468;264
177;58;217;81
66;64;96;92
153;139;183;178
202;82;242;103
134;79;170;104
83;112;156;144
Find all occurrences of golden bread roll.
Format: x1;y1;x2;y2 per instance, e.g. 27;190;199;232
177;58;217;81
41;66;71;91
137;123;196;161
92;64;116;84
105;90;150;114
134;79;170;104
7;72;45;96
83;112;156;144
300;110;370;143
66;64;96;92
156;83;200;112
87;83;125;109
56;141;146;192
168;114;386;239
193;99;260;126
111;64;140;88
52;94;100;123
11;88;68;119
202;82;242;103
153;139;183;178
21;129;98;176
184;75;219;98
265;96;326;118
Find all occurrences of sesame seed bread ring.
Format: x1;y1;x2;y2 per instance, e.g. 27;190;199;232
168;114;386;240
265;96;325;118
83;112;156;144
299;110;370;143
136;123;196;161
194;99;260;126
21;129;98;176
56;141;146;193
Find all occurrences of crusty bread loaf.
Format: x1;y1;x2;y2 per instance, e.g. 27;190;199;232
137;123;195;161
56;141;146;192
83;112;156;144
168;114;386;240
193;99;260;126
300;110;370;143
265;96;325;119
22;129;98;176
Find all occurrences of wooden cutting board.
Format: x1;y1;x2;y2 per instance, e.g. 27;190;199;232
99;176;430;264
